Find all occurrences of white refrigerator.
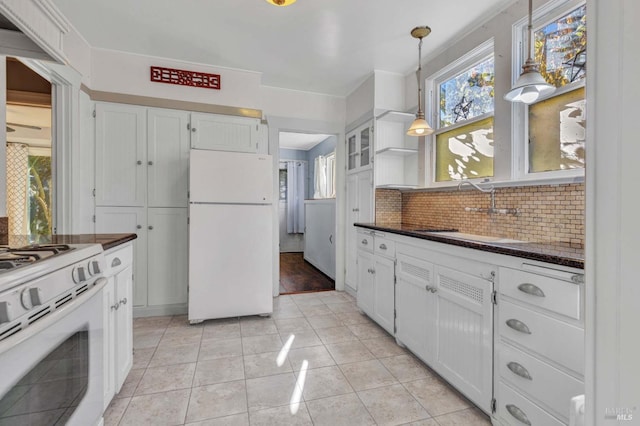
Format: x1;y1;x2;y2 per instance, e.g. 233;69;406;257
188;149;273;323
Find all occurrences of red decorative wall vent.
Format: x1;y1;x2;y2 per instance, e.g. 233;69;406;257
150;66;221;90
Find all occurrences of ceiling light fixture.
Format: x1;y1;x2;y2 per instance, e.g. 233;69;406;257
265;0;297;6
504;0;555;104
407;26;434;137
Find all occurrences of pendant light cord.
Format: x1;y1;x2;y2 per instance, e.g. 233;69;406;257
416;37;424;117
526;0;534;62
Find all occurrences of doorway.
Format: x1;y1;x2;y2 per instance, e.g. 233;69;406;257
278;131;337;294
5;57;53;240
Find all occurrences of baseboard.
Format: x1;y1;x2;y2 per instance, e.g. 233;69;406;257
133;303;188;318
344;284;357;298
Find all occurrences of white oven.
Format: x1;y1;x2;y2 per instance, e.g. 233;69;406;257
0;244;106;426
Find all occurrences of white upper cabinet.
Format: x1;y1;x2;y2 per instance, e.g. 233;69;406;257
190;112;259;153
95;103;147;207
147;108;190;207
346;121;373;172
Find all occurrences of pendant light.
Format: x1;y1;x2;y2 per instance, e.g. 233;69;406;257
504;0;555;104
265;0;297;6
407;26;434;137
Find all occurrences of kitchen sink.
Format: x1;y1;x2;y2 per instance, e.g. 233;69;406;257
421;231;524;244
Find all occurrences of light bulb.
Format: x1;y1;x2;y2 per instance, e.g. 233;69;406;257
415;128;425;135
519;86;540;104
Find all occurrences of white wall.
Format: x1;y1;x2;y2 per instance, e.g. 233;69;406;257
261;85;345;123
91;48;262;110
345;73;375;129
373;70;406;116
62;25;92;84
586;0;640;424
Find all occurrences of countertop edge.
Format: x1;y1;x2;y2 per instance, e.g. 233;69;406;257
354;223;584;270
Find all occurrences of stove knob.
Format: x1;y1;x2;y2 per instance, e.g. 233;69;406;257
20;287;43;309
87;260;101;276
0;301;13;324
72;266;87;284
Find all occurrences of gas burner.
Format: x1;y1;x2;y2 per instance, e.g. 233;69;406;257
13;244;72;254
0;245;73;272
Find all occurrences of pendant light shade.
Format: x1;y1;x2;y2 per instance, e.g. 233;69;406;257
265;0;297;6
505;0;554;104
407;26;434;137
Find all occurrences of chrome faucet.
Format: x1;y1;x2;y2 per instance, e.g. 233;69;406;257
457;180;496;211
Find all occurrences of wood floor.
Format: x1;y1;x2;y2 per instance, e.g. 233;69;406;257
279;252;335;294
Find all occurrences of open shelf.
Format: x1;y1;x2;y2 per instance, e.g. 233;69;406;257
375;147;418;156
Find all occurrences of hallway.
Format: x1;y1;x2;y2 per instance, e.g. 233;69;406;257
280;253;335;294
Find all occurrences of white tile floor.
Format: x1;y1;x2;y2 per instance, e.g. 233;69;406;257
105;291;492;426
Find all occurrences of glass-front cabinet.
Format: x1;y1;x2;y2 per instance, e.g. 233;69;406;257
346;121;373;172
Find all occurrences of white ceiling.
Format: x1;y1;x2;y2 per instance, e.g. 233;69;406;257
279;132;332;150
6;105;52;148
51;0;514;96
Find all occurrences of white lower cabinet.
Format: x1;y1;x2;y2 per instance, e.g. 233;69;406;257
103;243;134;409
356;231;395;335
96;207;188;311
395;242;494;414
495;265;585;425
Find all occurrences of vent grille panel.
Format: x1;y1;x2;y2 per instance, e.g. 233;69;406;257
401;261;431;282
440;275;483;303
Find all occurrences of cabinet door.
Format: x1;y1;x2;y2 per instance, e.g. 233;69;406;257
147;208;188;306
147;108;190;207
96;207;147;307
434;265;493;413
102;276;116;409
345;174;359;289
356;250;375;316
191;112;259;153
360;125;372;168
114;264;133;392
303;201;336;279
356;170;374;222
347;131;358;171
373;255;395;334
95;103;146;207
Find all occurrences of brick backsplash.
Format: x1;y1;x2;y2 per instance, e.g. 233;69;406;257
375;183;585;246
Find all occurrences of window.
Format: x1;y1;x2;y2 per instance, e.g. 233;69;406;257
519;1;586;176
313;151;336;199
279;168;287;201
430;41;495;182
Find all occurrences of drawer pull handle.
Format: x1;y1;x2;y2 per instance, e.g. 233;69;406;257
507;362;533;380
379;243;387;250
361;239;368;245
517;283;545;297
111;257;122;267
506;404;531;425
120;298;128;305
506;319;532;334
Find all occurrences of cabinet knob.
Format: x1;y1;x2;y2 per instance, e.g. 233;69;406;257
120;298;128;305
136;225;142;229
361;239;368;245
148;161;154;166
111;257;122;267
148;225;154;230
329;235;333;244
379;243;387;250
111;302;120;311
571;274;584;284
191;127;197;132
137;160;142;165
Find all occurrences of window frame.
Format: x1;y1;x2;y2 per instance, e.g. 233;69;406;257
425;38;496;187
510;0;587;182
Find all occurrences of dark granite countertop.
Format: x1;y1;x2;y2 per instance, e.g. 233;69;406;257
355;223;584;269
4;233;137;251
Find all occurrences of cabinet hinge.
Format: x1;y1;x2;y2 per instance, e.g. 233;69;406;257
92;215;96;223
92;188;96;197
92;109;96;118
394;324;397;333
187;122;191;131
187;190;190;199
393;275;397;285
491;290;498;305
187;217;190;225
491;398;497;414
394;309;397;319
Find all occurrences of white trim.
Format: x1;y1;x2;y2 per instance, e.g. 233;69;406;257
133;304;187;318
32;0;70;34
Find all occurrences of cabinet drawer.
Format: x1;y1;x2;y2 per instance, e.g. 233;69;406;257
499;343;584;422
497;381;565;426
500;267;581;320
357;231;374;253
499;300;584;374
374;235;396;258
105;244;133;275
